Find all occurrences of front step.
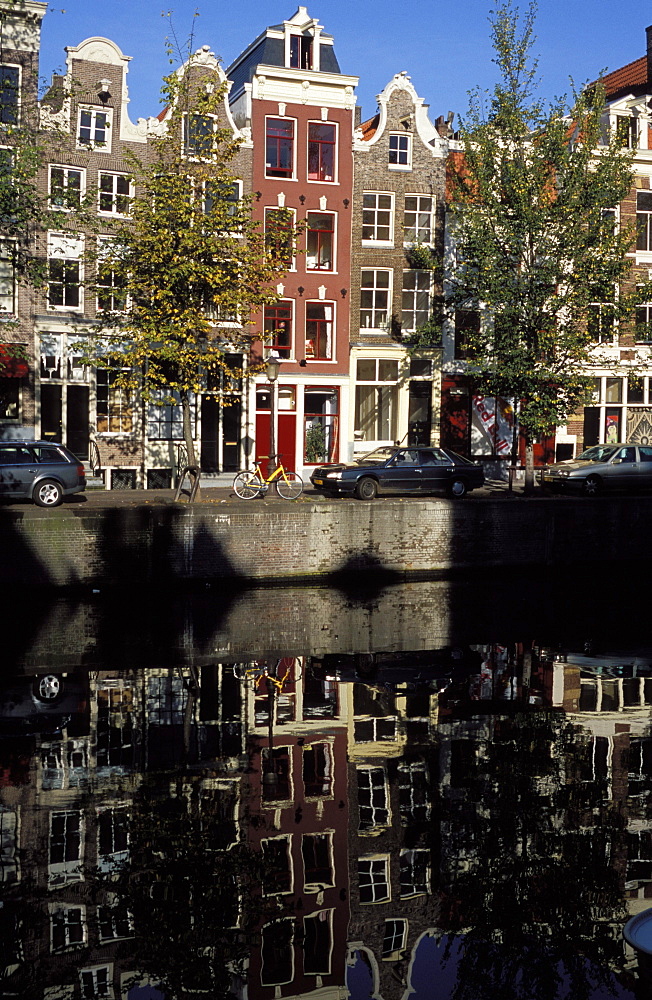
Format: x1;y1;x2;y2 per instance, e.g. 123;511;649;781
83;463;106;490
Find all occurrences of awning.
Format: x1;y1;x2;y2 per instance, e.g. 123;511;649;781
0;344;28;377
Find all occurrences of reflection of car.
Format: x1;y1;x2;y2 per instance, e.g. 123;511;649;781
310;446;485;500
538;443;652;496
0;441;86;507
0;673;89;733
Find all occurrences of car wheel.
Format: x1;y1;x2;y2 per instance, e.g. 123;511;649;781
355;477;378;501
33;479;63;507
449;478;468;498
583;475;602;497
32;674;63;703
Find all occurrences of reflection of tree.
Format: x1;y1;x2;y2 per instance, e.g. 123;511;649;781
438;712;630;1000
92;774;263;999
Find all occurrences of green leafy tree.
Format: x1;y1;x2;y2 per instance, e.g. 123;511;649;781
83;51;298;488
448;0;637;489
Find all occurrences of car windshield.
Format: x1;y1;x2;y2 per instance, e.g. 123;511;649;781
576;446;619;463
355;447;397;465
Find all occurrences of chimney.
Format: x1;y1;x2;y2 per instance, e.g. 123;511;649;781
647;25;652;86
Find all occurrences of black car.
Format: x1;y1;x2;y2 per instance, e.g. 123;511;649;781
0;441;86;507
310;446;485;499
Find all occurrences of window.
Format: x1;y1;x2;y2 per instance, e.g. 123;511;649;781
203;179;241;217
357;767;389;830
183;113;216;157
360;270;392;331
398;760;430;824
264;301;293;359
77;107;111;151
48;810;83;887
49;166;83;210
266;118;294;178
362;193;393;243
262;837;292;895
358;857;390;903
98;808;129;872
0;378;18;420
404;195;433;243
354;717;397;742
265;207;295;268
97;265;127;313
355;358;399;442
304;910;332;975
637;190;652;251
304;387;339;465
290;34;312;69
615;114;637;149
402;271;431;332
382;918;408;960
635;297;652;342
98;172;132;215
0;65;19;125
51;906;86;951
0;243;15;313
261;919;294;986
96;685;135;770
400;848;430;897
0;807;18;882
302;833;333;890
48;234;83;311
79;965;112;999
389;132;411;168
147;390;196;440
454;308;479;359
305;302;333;360
306;213;334;270
262;747;291;802
303;741;333;796
588;284;616;343
308;122;335;181
98;901;133;941
97;370;133;434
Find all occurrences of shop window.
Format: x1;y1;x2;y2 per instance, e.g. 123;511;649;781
308;122;335;181
304;386;338;462
355;358;399;442
77;107;112;151
471;393;514;457
0;65;19;125
266;118;294;178
305;302;333;360
306;212;334;270
389;132;411;168
264;301;293;359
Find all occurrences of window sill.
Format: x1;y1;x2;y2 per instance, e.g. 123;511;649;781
388;164;412;172
361;240;394;248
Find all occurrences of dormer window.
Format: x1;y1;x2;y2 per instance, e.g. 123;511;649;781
290;34;313;69
615;115;637;149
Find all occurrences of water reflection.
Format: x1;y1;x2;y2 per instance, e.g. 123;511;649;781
1;623;651;998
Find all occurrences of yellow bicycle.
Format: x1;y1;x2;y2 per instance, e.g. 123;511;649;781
233;454;303;500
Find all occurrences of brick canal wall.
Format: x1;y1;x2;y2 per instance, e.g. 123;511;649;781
1;495;652;589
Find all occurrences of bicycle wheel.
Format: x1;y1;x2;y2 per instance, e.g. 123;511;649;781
233;471;264;499
276;470;303;499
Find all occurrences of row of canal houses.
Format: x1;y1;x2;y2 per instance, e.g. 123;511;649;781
4;2;652;485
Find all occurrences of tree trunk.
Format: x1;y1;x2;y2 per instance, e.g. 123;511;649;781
180;388;200;494
524;438;535;494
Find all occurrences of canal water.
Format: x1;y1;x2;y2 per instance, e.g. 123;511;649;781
1;575;651;1000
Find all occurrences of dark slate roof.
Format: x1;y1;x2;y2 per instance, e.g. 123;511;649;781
227;25;341;95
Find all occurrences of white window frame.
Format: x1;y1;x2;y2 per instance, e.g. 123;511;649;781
0;240;15;314
50;904;87;952
97;806;129;872
358;855;390;904
47;232;84;312
76;106;112;152
389;132;412;170
404;194;434;244
362;192;394;245
96;368;134;436
399;848;430;897
357;767;390;831
79;964;113;999
98;899;134;942
402;269;433;333
49;165;85;211
0;806;18;882
48;810;83;888
98;171;133;217
354;356;400;445
360;268;392;331
382;918;408;960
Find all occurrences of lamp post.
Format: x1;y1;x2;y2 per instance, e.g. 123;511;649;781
266;353;281;480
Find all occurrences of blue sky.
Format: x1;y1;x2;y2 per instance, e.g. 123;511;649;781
38;1;651;127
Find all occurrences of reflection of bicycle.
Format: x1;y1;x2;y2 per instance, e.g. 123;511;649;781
233;454;303;500
232;658;302;691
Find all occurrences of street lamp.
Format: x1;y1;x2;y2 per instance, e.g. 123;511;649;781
266;353;281;479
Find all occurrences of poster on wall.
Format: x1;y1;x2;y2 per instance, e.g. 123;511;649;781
471;395;514;457
605;410;620;443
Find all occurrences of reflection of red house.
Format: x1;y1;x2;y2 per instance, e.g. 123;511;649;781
242;659;349;996
226;7;357;473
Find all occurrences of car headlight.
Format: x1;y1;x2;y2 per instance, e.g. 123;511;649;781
557;469;570;477
326;472;342;479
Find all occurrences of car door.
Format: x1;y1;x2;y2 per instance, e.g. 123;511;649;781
418;448;456;493
637;446;652;488
380;449;422;493
604;445;638;490
0;445;37;497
